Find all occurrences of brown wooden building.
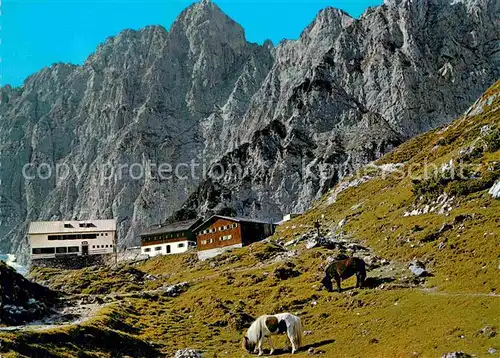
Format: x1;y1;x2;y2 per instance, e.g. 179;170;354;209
139;218;202;257
194;215;277;260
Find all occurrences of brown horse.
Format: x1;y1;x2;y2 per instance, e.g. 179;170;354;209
321;257;366;293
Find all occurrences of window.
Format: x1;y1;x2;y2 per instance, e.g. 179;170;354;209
105;233;108;236
178;243;185;248
220;235;232;241
144;248;151;253
92;245;95;249
155;246;162;251
48;233;98;241
68;247;79;253
56;247;68;254
105;245;108;248
79;222;96;228
233;223;238;228
166;245;171;254
208;238;214;243
32;248;42;255
41;247;55;254
64;223;73;228
201;240;207;245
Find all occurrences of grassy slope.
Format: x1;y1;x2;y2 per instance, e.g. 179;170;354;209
1;81;499;357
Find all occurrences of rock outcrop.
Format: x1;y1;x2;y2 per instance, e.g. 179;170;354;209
0;0;499;258
0;262;57;324
489;180;500;198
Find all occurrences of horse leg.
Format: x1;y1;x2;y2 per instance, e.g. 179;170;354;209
288;334;297;354
267;336;274;355
357;272;366;288
257;337;264;356
334;274;342;293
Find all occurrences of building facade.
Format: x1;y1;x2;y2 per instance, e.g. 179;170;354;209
194;216;277;260
28;220;116;261
140;219;201;257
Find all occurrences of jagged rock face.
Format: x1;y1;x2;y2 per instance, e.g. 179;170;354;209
233;0;500;146
0;0;499;258
177;0;500;220
0;1;272;258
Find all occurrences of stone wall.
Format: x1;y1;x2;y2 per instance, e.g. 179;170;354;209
31;254;112;270
197;243;242;261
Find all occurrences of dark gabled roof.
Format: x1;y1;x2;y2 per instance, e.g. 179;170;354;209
140;218;201;237
192;215;276;232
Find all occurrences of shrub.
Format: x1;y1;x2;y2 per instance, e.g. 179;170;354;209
446;170;500;196
412;167;500;200
459;146;483;162
484;127;500;152
412;172;454;201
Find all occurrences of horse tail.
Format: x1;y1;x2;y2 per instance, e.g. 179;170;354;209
293;315;303;349
359;258;367;279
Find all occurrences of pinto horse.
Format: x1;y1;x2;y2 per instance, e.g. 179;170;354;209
321;257;366;293
242;313;303;355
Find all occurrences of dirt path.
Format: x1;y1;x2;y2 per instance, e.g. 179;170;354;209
420;287;500;298
0;303;108;332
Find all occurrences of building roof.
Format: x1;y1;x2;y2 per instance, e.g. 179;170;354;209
193;215;276;232
139;219;201;237
28;219;116;235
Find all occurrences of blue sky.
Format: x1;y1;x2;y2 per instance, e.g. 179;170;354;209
1;0;381;87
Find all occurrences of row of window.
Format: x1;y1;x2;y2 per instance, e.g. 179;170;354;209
200;235;233;245
198;223;237;236
47;233;109;241
143;242;187;253
64;222;97;229
32;245;113;255
142;231;185;242
32;247;79;254
92;245;113;249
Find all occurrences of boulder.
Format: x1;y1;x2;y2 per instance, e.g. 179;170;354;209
306;238;319;249
478;325;497;338
408;260;429;278
174;349;203;358
441;352;471;358
489;180;500;198
160;282;189;297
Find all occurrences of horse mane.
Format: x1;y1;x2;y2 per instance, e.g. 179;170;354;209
245;316;263;344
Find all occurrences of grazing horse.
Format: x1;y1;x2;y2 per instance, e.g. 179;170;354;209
242;312;303;355
321;257;366;293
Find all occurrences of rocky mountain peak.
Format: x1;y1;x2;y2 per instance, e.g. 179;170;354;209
170;0;246;51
